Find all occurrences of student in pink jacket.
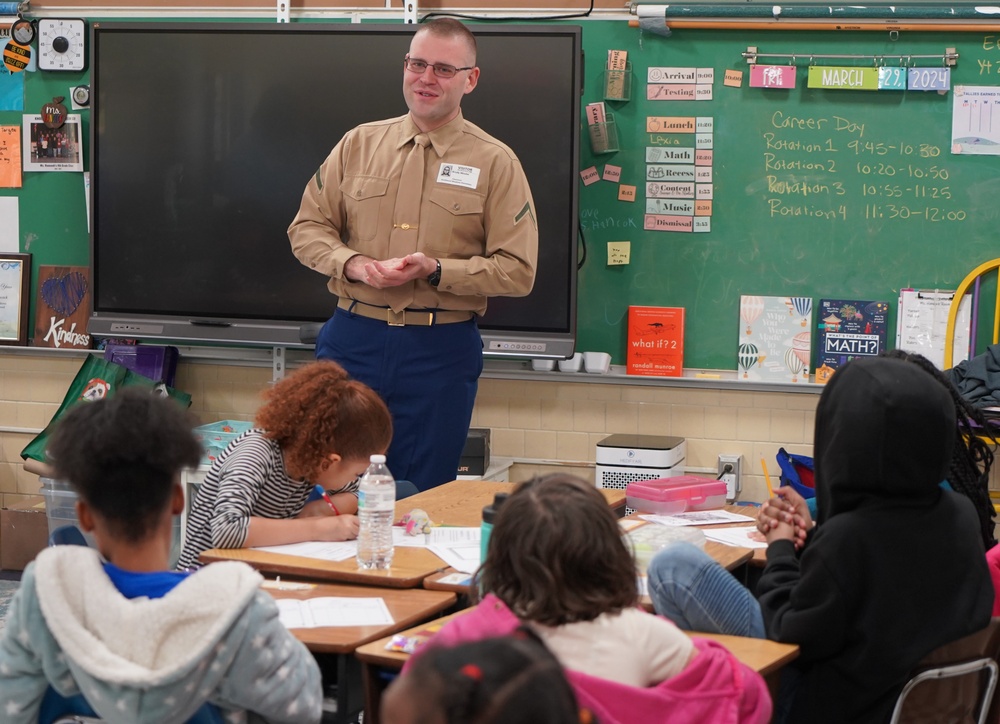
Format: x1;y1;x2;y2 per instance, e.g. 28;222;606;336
408;474;772;724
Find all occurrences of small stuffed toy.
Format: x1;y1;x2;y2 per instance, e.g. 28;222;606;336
399;508;433;535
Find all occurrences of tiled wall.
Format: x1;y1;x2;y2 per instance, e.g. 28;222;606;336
3;352;997;511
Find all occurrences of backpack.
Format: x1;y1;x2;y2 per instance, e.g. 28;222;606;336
775;447;815;499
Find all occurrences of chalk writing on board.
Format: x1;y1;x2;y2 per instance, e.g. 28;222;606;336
758;110;964;223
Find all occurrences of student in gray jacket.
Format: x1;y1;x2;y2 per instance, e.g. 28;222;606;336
0;388;322;724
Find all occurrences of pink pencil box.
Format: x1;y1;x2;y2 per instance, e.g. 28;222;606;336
626;476;728;515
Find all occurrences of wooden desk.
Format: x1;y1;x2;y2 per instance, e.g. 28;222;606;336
354;608;799;724
201;480;626;587
263;580;457;724
400;479;625;526
422;503;759;599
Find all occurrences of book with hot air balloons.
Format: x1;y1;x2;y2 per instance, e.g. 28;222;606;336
627;306;685;376
814;299;889;383
738;295;813;384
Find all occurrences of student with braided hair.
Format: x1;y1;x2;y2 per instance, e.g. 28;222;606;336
383;631;586;724
648;355;994;723
884;348;998;550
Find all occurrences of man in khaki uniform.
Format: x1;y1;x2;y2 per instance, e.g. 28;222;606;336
288;18;538;490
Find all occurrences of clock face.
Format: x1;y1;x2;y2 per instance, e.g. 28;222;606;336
38;18;87;72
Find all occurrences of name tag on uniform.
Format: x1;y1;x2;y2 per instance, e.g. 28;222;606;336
436;163;480;189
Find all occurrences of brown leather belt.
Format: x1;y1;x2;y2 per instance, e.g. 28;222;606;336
337;298;474;327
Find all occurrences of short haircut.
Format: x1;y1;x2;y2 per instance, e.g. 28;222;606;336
254;360;392;480
416;17;477;64
404;630;582;724
480;473;638;625
46;387;203;543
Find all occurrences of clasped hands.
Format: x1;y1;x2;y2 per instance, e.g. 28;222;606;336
756;486;814;549
346;252;437;289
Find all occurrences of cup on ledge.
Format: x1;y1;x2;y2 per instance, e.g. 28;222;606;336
584;351;612;374
557;352;584;373
531;358;556;372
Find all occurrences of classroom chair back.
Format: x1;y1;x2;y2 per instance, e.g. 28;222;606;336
945;258;1000;370
888;616;1000;724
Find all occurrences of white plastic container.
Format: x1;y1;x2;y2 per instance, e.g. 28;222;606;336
626;476;728;516
356;454;396;570
41;477;181;564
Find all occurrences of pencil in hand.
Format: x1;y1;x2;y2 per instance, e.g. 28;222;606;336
314;484;341;516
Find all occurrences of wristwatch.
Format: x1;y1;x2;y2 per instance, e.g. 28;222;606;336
427;259;442;287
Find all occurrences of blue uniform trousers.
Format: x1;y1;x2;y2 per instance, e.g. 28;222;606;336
316;308;482;491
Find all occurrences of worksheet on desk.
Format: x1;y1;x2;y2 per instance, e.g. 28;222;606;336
276;596;393;629
641;510;756;527
703;526;768;549
252;540;357;561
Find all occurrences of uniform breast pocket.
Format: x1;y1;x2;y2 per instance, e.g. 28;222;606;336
342;176;389;242
426;187;485;256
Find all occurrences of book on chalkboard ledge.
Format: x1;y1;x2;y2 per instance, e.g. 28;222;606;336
738;296;812;384
627;306;685;377
815;299;889;384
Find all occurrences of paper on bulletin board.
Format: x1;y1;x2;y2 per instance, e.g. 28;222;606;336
895;289;971;370
0;197;17;252
952;85;1000;156
0;125;22;188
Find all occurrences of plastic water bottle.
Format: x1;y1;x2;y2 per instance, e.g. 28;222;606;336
356;454;396;570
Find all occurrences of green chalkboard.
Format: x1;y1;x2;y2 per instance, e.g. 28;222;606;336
575;24;1000;369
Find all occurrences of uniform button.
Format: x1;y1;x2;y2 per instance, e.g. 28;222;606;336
453;203;460;210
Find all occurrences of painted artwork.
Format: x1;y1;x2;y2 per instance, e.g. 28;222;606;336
815;299;889;383
738;295;812;384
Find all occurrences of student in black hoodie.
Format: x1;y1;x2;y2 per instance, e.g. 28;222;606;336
648;355;994;723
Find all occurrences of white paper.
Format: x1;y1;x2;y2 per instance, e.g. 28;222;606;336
640;510;755;527
703;526;768;549
896;289;971;370
0;197;17;252
392;526;480;548
253;540;357;562
428;543;481;574
276;596;393;629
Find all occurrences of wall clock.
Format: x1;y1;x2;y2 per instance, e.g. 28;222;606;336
37;18;87;72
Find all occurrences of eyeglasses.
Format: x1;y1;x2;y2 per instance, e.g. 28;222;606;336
404;55;474;79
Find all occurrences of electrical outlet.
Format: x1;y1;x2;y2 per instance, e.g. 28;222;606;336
718;454;742;500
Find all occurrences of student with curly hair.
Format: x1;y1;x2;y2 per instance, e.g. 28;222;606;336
410;473;772;723
383;630;585;724
0;388;322;723
176;359;392;570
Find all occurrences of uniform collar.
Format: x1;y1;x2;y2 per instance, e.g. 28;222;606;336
399;111;465;156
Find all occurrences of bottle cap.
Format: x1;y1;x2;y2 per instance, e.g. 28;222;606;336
370;454;386;463
482;492;509;523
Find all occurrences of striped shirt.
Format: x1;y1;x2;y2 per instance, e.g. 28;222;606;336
175;430;360;570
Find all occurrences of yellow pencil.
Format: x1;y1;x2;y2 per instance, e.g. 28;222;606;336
761;456;776;499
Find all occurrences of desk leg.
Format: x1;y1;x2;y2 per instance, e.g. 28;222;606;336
335;654;363;724
361;662;385;724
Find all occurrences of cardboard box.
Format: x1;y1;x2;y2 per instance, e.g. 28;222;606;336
1;498;49;571
457;428;491;476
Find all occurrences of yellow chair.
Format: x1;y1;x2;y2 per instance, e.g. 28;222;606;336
945;259;1000;370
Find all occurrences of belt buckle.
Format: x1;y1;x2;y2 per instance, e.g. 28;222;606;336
387;309;405;327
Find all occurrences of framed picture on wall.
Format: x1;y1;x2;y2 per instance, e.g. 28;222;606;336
21;114;84;172
0;253;31;345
